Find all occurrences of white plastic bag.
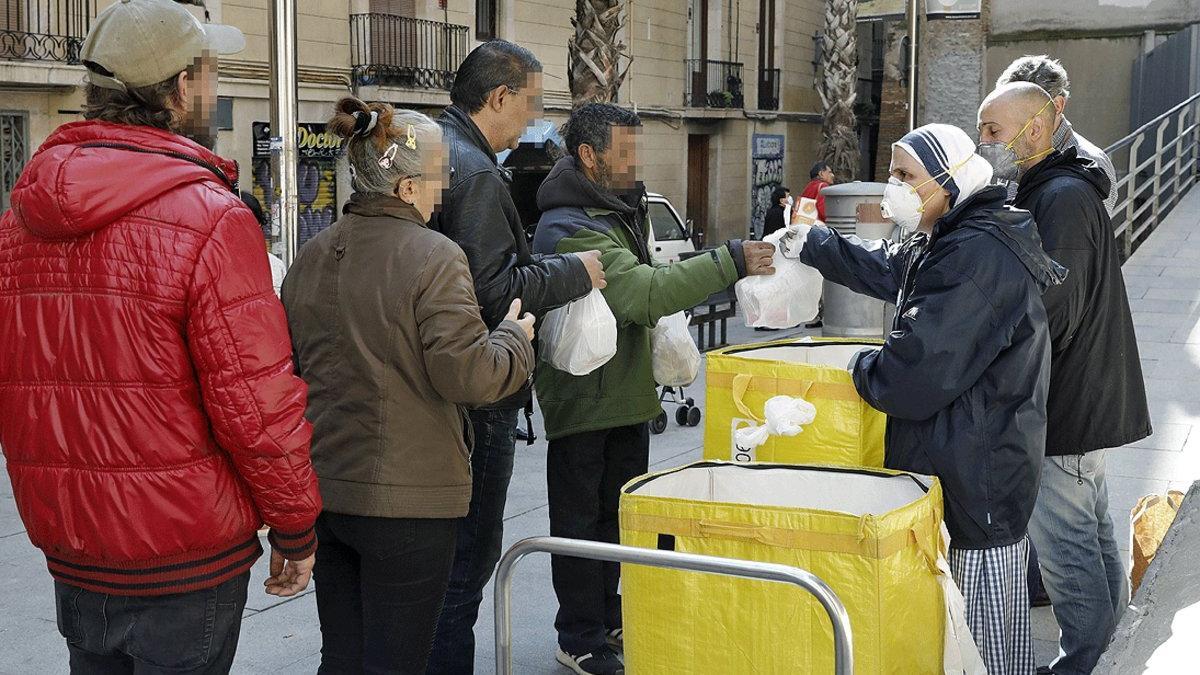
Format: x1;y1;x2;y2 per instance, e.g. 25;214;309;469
937;524;987;675
736;228;822;329
732;395;818;452
539;289;618;376
651;312;701;386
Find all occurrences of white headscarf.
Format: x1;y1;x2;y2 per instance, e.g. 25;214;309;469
892;123;994;209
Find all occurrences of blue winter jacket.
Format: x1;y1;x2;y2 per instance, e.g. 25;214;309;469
799;186;1067;549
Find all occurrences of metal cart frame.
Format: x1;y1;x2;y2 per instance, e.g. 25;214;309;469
493;536;854;675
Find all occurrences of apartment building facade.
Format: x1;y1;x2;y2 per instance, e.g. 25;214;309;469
1;0;828;247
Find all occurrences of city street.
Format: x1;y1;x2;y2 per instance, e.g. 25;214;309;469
4;178;1200;672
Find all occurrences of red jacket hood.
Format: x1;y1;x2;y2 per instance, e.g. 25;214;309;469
10;120;240;239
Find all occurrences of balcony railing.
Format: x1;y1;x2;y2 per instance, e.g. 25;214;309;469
685;59;744;109
350;13;469;91
0;0;95;63
758;67;780;111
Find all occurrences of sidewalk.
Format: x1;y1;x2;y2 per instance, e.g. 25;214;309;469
3;187;1199;671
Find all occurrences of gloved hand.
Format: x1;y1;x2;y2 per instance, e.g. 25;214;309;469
778;222;812;259
727;240;777;278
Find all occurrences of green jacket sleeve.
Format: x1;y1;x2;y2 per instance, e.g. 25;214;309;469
554;226;738;328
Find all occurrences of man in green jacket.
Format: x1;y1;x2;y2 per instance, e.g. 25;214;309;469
532;103;775;675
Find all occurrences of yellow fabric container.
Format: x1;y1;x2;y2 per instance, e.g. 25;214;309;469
620;461;945;674
704;338;886;468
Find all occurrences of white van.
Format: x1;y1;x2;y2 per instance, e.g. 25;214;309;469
646;192;697;264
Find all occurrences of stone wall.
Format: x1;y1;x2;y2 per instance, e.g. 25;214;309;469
919;14;988;135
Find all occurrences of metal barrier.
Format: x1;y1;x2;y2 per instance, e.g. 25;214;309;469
493;536;853;675
1105;91;1200;260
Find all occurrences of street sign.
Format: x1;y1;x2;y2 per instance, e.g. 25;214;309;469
927;0;982;16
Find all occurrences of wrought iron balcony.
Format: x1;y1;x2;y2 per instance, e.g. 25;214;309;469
685;59;745;109
758;67;780;111
350;13;470;91
0;0;94;63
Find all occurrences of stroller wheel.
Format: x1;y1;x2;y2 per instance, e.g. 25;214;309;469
650;410;669;435
675;406;691;427
687;406;703;427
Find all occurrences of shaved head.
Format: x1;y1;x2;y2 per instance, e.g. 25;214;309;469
980;82;1055;129
977;82;1057;173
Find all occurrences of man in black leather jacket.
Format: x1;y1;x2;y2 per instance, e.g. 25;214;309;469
426;40;604;675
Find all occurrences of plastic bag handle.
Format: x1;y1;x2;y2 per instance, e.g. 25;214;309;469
697;520;771;544
909;527;941;575
731;374;762;422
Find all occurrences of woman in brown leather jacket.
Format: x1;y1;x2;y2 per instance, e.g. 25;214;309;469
282;97;535;674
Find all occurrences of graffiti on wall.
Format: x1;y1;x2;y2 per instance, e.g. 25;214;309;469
751;134;785;239
252;122;343;253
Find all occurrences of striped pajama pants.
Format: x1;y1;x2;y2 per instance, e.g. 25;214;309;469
949;537;1035;675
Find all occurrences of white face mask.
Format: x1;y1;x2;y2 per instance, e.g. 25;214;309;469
881;177;926;233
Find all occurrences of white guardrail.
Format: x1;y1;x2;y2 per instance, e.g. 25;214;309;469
1106;91;1200;259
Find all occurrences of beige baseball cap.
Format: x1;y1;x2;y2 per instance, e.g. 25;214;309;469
80;0;245;92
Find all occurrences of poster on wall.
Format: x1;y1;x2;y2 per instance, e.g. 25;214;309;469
252;122;343;253
750;134;785;239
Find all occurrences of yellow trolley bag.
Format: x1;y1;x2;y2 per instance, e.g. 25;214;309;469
704;338;886;468
619;461;945;674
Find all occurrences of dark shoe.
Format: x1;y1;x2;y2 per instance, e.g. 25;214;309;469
606;627;623;649
753;326;780;332
1036;667;1054;675
556;646;624;674
515;426;535;442
805;319;823;329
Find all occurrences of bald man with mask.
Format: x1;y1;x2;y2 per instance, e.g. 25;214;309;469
978;83;1151;675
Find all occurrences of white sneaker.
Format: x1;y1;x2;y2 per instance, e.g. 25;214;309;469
555;646;625;675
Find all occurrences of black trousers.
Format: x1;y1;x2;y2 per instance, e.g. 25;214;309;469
313;512;459;675
54;572;249;674
547;423;651;655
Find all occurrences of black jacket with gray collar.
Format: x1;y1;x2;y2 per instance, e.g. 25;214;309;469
430;105;592;409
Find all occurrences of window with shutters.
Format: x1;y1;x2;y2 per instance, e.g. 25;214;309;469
476;0;497;41
1;112;29;212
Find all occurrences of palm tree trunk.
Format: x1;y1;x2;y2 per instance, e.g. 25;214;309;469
568;0;631;106
818;0;861;180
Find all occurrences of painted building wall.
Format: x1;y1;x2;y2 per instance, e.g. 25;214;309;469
987;35;1144;148
991;0;1199;38
3;0;826;246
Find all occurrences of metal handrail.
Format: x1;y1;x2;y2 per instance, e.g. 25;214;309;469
1105;91;1200;155
1103;91;1200;259
493;536;854;675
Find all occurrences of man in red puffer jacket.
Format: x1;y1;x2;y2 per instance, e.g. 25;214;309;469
0;2;320;671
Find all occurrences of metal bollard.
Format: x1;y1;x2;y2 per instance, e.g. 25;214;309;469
493;536;853;675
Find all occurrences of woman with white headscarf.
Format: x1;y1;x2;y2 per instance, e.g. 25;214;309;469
784;124;1066;675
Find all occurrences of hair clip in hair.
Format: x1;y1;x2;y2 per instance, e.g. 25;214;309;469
352;110;379;137
405;124;418;151
378;142;399;170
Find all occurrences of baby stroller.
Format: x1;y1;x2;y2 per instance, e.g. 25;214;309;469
649;309;704;435
650;385;702;435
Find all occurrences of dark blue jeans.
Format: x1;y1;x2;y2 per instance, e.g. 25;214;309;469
426;407;520;675
314;513;459;675
53;572;250;674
